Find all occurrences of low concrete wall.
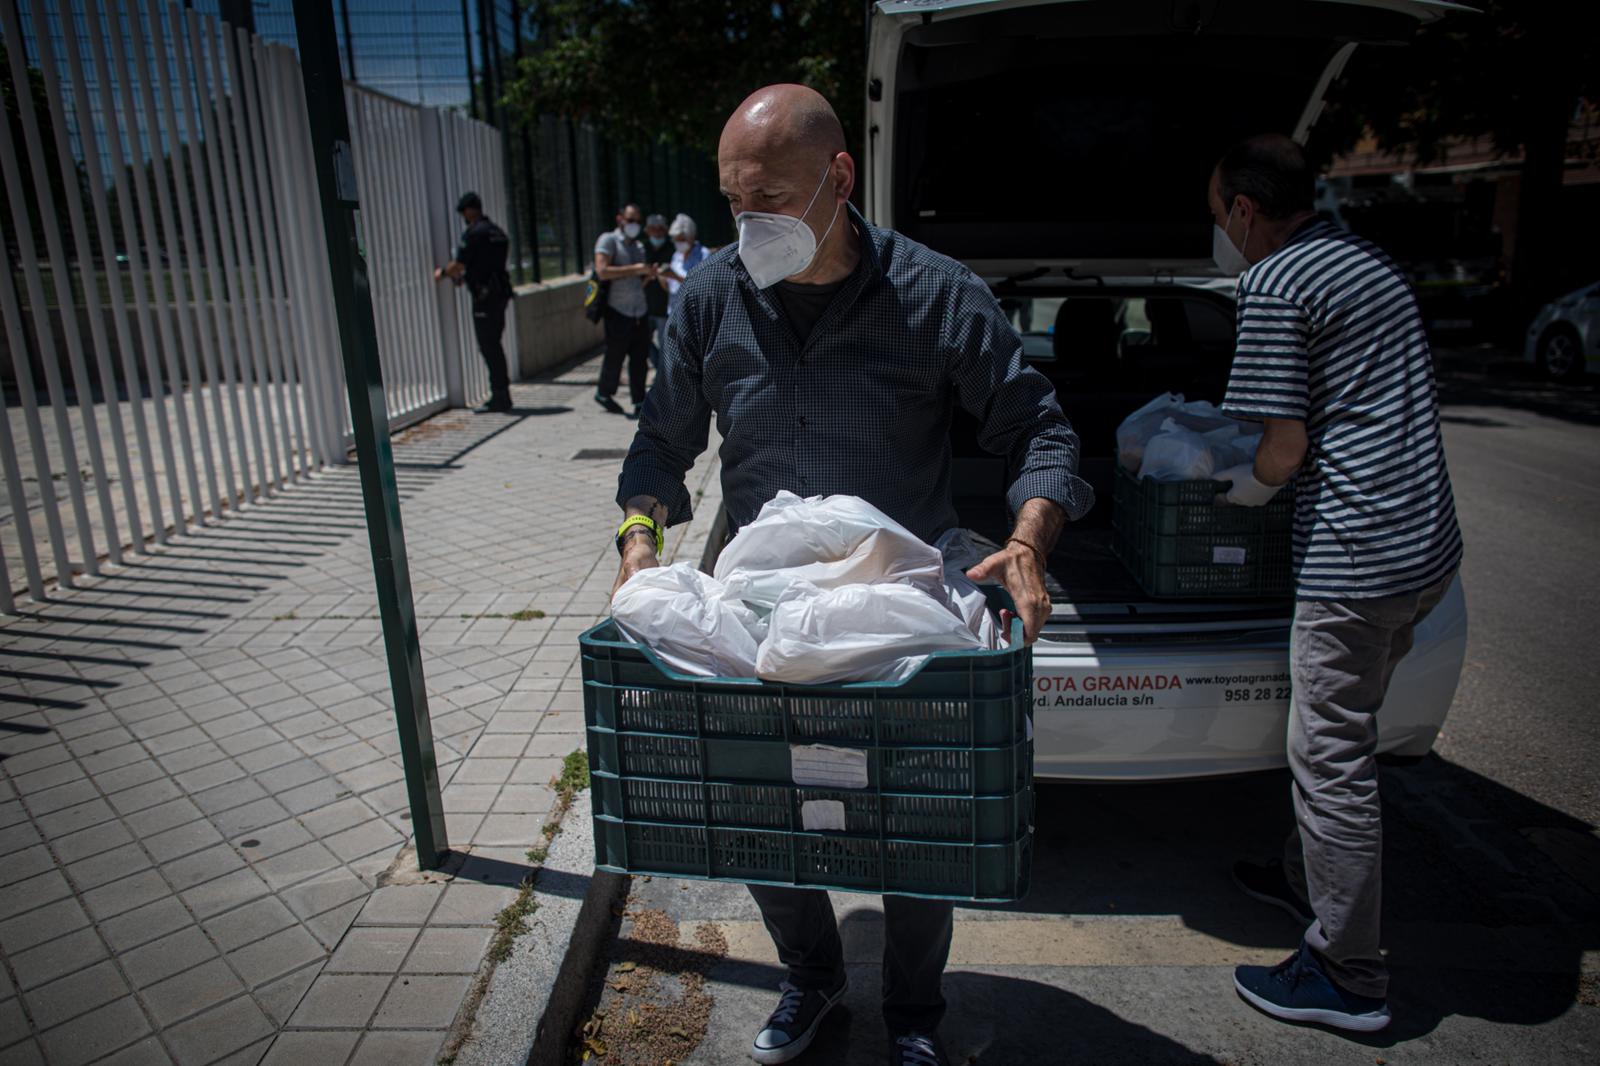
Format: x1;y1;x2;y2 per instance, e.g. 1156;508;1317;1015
512;275;604;378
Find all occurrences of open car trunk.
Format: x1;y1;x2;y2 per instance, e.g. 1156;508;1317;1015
950;283;1286;614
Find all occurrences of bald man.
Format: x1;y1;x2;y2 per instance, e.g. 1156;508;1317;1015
612;86;1091;1066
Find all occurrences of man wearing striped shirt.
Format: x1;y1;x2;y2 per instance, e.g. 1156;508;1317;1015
1208;134;1462;1033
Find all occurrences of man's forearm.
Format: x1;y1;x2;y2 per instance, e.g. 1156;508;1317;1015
1008;497;1067;557
1254;418;1308;487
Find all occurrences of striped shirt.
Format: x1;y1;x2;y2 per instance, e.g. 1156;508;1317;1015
1222;218;1462;600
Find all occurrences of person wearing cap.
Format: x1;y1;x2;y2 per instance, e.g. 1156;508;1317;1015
664;213;708;320
642;213;674;369
434;191;513;413
593;203;655;417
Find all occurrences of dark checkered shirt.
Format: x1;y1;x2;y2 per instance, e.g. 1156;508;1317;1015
617;205;1093;542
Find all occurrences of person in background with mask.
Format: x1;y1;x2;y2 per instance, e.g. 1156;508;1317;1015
664;212;707;320
610;84;1092;1066
1209;134;1462;1034
593;202;655;416
642;213;674;368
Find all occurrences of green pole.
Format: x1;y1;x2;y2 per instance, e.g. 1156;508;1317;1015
292;0;449;869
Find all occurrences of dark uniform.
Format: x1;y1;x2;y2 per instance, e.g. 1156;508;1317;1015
456;215;513;409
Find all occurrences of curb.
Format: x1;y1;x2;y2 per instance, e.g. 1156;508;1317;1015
452;789;626;1066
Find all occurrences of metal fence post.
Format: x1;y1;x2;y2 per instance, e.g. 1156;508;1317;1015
292;0;449;869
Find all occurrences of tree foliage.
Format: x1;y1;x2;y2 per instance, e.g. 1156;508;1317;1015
505;1;868;158
1315;1;1599;299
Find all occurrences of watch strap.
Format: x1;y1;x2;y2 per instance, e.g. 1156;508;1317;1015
617;514;663;555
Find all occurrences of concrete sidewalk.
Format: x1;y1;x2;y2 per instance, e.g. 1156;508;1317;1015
0;350;720;1066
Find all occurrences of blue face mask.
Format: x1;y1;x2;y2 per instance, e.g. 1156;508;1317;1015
647;235;667;248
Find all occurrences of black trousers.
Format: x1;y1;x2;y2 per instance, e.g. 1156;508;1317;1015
472;299;511;404
600;307;651;404
748;884;954;1032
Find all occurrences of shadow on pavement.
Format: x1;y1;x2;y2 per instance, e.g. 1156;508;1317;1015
1001;754;1599;1044
1436;348;1600;426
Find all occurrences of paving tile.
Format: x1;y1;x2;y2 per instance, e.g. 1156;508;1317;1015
0;1037;46;1066
449;759;514;785
142;956;245;1026
252;841;341;891
161;994;274;1065
65;842;152;891
94;759;167;796
345;1030;446;1066
179;867;271;919
81;869;171;922
144;818;227;863
161;843;247;891
472;813;543;846
213;798;292;838
323;818;405;863
192;778;269;817
34;798;116;839
354;884;442;927
9;926;107;990
203;895;299;952
123;797;204;838
304;898;365;951
99;896;192;952
255;962;320;1027
258;1031;360;1066
441;784;499;813
228;924;327;989
325;926;420;973
23;959;129;1029
94;1036;172;1066
26;779;99;816
234;741;302;775
121;925;218;989
492;785;555;814
300;797;377;838
234;818;313;859
0;870;71;921
371;973;472;1030
276;778;348;816
402;926;492;975
37;996;151;1066
0;821;43;857
0;997;29;1045
173;759;248;795
287;973;390;1028
432;883;516;926
280;868;369;920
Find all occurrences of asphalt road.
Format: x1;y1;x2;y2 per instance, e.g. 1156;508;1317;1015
572;352;1600;1065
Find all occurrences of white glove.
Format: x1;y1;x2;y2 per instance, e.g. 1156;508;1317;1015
1215;463;1285;507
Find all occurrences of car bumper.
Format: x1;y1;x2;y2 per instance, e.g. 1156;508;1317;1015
1030;578;1468;781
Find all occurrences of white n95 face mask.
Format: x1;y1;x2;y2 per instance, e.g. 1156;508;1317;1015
1212;205;1251;276
622;221;641;239
736;161;842;289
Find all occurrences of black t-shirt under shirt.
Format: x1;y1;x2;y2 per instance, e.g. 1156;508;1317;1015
774;270;850;345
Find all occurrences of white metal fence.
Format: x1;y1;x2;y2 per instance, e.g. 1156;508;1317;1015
0;2;511;609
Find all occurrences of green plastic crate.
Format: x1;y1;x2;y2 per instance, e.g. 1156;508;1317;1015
579;604;1034;902
1112;465;1293;598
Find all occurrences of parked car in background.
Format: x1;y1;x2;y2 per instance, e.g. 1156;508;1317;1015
1525;281;1600;380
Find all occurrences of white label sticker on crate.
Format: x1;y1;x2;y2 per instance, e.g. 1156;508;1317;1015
790;744;869;790
801;799;848;831
1212;546;1248;566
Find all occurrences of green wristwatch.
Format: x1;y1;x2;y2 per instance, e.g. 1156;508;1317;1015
616;514;663;555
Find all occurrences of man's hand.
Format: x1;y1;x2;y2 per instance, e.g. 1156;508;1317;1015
612;535;659;600
1214;463;1285;507
965;540;1050;645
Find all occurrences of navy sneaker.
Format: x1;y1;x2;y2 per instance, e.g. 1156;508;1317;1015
1233;859;1313;926
751;974;848;1063
889;1032;950;1066
1234;944;1391;1032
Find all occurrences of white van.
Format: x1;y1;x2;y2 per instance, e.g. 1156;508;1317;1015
863;0;1470;780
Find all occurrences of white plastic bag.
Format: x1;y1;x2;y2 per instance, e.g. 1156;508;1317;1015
610;563;766;677
756;582;985;684
1138;418;1218;481
1117;393;1241;471
715;491;944;608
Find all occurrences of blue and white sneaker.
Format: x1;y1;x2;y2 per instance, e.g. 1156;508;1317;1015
751;974;848;1063
1234;944;1392;1032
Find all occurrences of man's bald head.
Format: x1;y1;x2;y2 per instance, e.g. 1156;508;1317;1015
720;84;846;167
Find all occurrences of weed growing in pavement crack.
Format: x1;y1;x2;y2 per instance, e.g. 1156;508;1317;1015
457;608;547;621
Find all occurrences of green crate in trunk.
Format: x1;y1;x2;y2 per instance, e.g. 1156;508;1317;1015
1112;464;1293;598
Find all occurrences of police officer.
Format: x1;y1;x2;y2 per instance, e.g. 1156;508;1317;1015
435;191;513;413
